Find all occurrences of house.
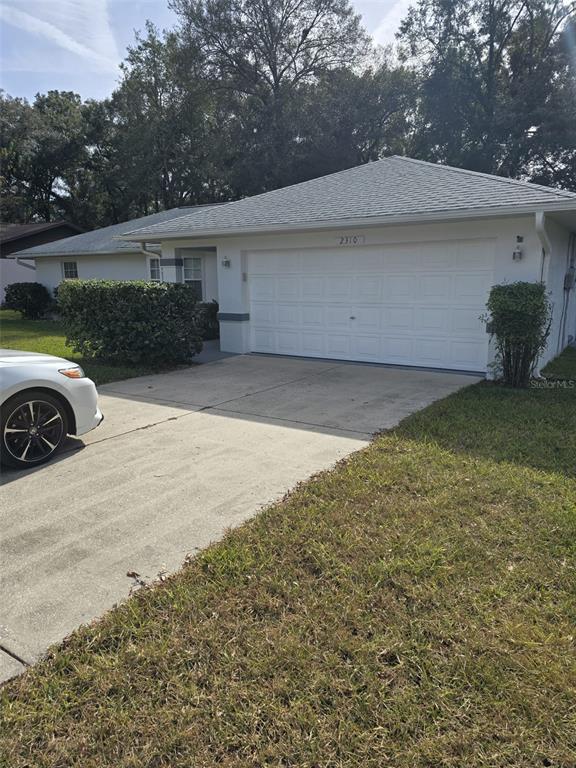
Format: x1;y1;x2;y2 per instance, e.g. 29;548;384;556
20;157;576;374
0;220;84;302
15;207;220;302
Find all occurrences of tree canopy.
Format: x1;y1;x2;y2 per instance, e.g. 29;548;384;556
1;0;574;227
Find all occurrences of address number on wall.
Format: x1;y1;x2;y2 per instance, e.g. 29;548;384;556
338;235;366;246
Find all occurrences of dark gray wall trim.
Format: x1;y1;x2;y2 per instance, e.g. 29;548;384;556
159;258;184;266
218;312;250;322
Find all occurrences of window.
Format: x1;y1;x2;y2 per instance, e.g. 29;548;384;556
62;261;78;279
183;256;203;299
149;257;162;282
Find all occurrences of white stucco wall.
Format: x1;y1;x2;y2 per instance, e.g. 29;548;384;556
35;253;148;293
34;250;218;304
0;258;36;303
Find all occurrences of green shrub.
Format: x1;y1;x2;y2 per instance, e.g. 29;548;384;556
3;282;53;319
485;282;551;388
57;280;203;366
195;300;220;340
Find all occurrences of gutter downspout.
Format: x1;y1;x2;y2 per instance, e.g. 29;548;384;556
534;211;554;374
15;257;36;271
139;241;159;259
535;211;552;282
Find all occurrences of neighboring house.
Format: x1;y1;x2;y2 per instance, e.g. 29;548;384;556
20;157;576;374
17;208;220;303
0;221;84;302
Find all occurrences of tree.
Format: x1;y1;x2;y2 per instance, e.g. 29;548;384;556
0;92;36;222
296;59;416;180
398;0;576;186
0;90;92;223
170;0;371;192
110;22;220;214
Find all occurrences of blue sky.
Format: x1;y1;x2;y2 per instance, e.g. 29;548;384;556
0;0;410;102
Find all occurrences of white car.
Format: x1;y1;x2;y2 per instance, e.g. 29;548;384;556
0;349;103;469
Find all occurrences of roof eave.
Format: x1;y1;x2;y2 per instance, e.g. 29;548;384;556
117;201;576;242
14;248;144;260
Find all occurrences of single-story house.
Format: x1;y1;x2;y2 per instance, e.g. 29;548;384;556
15;207;220;302
0;220;84;302
19;157;576;375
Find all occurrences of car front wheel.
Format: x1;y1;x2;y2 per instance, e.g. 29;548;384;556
1;390;69;469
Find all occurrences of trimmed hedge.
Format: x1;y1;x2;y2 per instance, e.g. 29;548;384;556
485;281;551;387
3;282;53;319
57;280;203;366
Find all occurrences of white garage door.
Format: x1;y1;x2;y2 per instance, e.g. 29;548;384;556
249;240;495;372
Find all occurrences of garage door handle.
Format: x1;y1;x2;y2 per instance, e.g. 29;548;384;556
350;316;356;320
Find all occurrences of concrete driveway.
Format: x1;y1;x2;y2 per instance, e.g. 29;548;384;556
0;353;477;681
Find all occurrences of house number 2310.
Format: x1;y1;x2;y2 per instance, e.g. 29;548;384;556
338;235;366;246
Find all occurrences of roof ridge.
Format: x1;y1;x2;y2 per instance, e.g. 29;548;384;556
204;158;393;209
391;155;576;199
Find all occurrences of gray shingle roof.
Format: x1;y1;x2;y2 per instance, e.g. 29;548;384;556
124;156;576;240
16;207;217;258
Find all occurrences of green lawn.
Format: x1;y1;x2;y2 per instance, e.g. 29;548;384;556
2;351;576;767
543;345;576;379
0;310;163;385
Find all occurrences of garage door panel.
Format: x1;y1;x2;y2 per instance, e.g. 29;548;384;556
251;303;275;325
419;242;456;268
450;340;486;368
302;305;324;326
386;306;414;330
252;329;276;352
451;307;484;334
326;277;351;299
418;274;452;301
276;331;300;354
326;334;350;357
302;333;324;356
302;277;324;299
385;337;414;361
276;252;303;272
454;273;492;300
277;304;300;326
383;246;419;269
352;336;381;359
251;276;275;300
354;276;382;301
248;242;492;372
415;307;449;332
384;275;416;301
414;338;449;364
355;307;380;330
326;306;352;327
277;278;299;300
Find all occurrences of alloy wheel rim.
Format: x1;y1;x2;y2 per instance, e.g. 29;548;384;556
3;400;64;463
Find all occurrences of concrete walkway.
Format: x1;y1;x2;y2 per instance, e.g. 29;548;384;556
0;354;478;681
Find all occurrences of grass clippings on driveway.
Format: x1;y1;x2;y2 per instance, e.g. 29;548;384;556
1;350;576;768
0;310;165;385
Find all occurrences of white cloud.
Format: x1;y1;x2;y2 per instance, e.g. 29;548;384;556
0;0;119;72
371;0;411;46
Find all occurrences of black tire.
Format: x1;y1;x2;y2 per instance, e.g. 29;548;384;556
1;390;69;469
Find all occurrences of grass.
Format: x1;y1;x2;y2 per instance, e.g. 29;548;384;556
0;310;163;385
1;351;576;767
543;345;576;380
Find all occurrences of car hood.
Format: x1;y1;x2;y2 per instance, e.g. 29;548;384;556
0;349;75;366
